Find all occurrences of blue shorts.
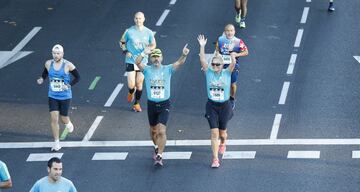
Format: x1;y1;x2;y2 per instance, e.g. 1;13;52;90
224;63;239;84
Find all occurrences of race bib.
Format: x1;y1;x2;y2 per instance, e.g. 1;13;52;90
151;86;165;99
210;88;224;101
222;55;231;64
50;78;64;92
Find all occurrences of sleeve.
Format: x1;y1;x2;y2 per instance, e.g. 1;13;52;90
29;181;39;192
69;181;78;192
168;64;175;74
143;65;150;75
0;163;10;181
239;39;247;52
148;29;155;44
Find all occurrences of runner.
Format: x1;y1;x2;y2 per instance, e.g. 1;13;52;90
216;24;248;110
29;157;77;192
37;44;80;151
198;34;236;168
120;11;156;112
0;160;12;190
235;0;248;28
328;0;335;11
135;45;189;166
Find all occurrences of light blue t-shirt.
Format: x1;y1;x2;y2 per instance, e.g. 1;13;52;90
143;64;175;102
29;176;77;192
123;26;155;65
205;68;231;102
0;161;11;192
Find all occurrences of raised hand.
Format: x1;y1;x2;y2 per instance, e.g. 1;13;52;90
143;46;152;55
182;44;190;56
197;35;207;46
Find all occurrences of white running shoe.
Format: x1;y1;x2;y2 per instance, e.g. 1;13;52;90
65;122;74;133
235;14;241;23
240;20;246;28
51;141;61;152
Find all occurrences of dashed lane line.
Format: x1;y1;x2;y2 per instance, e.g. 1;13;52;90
26;153;63;161
287;151;320;159
156;9;170;26
286;54;297;75
300;7;309;24
104;83;123;107
278;82;290;105
294;29;304;48
92;152;128;160
82;116;104;141
270;114;282;140
223;151;256;159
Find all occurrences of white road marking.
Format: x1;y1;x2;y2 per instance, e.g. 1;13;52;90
306;0;311;2
104;83;123;107
169;0;177;5
0;27;41;69
82;116;104;141
92;152;128;160
352;151;360;158
270;114;282;140
278;82;290;105
5;139;360;149
287;151;320;159
354;56;360;64
124;72;127;76
294;29;304;47
163;152;192;159
156;9;170;26
26;153;63;161
223;151;256;159
300;7;309;24
287;54;297;75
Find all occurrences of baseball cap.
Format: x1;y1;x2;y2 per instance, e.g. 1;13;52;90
52;44;64;53
150;48;162;57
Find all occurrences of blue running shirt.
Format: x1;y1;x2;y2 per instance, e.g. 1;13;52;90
143;64;174;102
29;176;77;192
0;161;11;192
205;68;231;102
123;26;155;65
48;60;72;100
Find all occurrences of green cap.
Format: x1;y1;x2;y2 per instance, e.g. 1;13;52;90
150;48;162;57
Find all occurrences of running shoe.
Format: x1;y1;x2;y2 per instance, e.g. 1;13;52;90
240;20;246;28
51;141;61;152
65;122;74;133
133;103;142;112
328;3;335;12
235;14;241;23
127;92;135;103
211;159;220;168
153;147;159;160
154;154;163;166
219;144;226;155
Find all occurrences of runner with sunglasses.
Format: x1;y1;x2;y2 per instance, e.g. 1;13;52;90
198;34;236;168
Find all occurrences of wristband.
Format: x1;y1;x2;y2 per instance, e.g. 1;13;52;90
140;52;146;57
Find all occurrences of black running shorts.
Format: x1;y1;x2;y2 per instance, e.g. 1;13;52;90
205;99;233;130
147;99;171;126
48;97;71;116
126;63;141;72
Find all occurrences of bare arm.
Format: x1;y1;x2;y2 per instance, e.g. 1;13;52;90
197;35;208;71
135;46;151;71
37;60;51;85
0;179;12;189
172;44;190;70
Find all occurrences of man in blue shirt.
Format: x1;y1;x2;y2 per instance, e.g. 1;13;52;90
30;157;77;192
198;34;236;168
0;160;12;190
135;45;189;166
120;12;156;112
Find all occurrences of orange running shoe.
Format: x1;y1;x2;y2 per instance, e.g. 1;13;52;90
211;159;220;168
133;103;142;112
218;144;226;155
127;92;135;103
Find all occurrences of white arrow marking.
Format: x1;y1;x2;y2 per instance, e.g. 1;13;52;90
354;56;360;64
0;27;41;69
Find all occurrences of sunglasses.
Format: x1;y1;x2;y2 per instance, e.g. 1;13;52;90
211;63;222;67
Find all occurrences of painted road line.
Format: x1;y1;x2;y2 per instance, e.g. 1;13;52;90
223;151;256;159
170;0;177;5
354;56;360;64
0;27;41;68
163;152;192;159
352;151;360;158
306;0;311;2
92;152;128;160
279;82;290;105
1;51;32;67
287;151;320;159
88;76;101;90
104;83;123;107
6;139;360;149
270;114;282;140
26;153;63;162
156;9;170;26
294;29;304;48
287;54;297;75
124;72;127;76
300;7;309;24
82;116;104;141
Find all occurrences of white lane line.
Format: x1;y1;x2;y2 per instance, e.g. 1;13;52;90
300;7;309;24
82;116;104;141
270;114;282;140
5;139;360;149
278;82;290;105
163;152;192;159
287;54;297;75
287;151;320;159
104;83;123;107
223;151;256;159
352;151;360;158
92;152;128;160
306;0;311;2
169;0;177;5
354;56;360;64
156;9;170;26
294;29;304;47
124;72;127;76
26;153;63;161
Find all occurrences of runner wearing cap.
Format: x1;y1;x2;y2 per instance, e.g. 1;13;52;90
135;44;189;166
198;35;236;168
120;12;156;112
37;44;80;151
